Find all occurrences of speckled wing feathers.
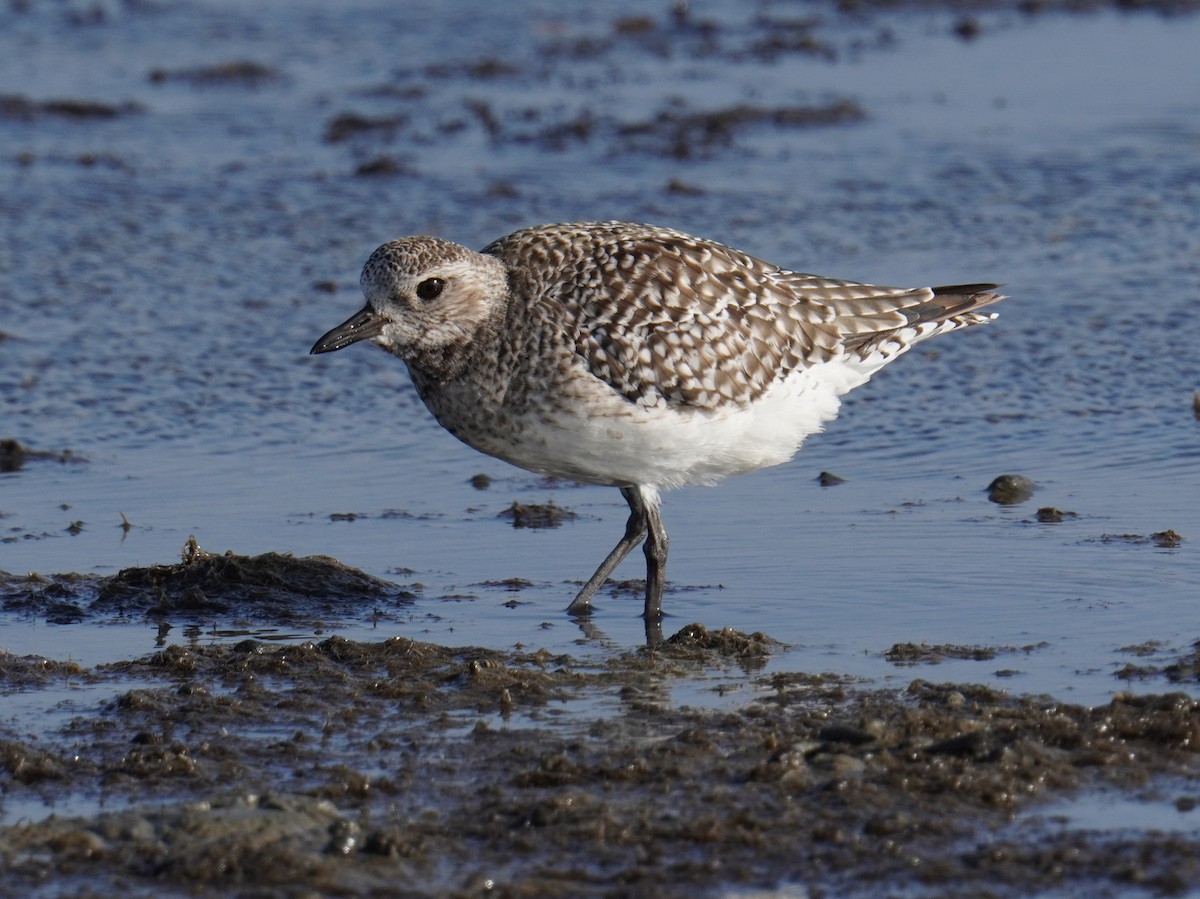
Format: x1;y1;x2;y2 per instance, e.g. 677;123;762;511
484;222;1000;412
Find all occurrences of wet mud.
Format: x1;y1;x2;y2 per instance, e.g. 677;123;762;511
3;550;1199;895
1;613;1197;897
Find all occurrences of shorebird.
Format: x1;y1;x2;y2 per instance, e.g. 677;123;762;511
312;221;1003;621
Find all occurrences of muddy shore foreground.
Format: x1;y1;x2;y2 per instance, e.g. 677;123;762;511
2;549;1198;897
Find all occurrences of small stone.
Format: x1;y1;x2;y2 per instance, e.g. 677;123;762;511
987;474;1035;505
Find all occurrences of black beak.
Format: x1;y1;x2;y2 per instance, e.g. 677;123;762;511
310;306;385;354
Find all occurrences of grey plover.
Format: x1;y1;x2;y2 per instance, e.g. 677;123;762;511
312;221;1003;621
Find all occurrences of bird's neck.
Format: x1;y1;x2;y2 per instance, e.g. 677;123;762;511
403;306;507;384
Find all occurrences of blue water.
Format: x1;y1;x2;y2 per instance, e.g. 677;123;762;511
1;1;1197;724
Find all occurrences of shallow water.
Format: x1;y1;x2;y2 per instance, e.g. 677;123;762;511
2;0;1199;841
1029;789;1200;836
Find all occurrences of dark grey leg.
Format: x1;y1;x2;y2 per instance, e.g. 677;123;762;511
642;498;668;621
566;486;647;616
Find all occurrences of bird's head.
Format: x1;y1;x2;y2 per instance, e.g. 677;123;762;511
311;236;509;374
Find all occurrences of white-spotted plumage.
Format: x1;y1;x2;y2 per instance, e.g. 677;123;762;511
312;221;1004;625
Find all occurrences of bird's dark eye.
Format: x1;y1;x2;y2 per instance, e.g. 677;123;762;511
416;278;445;301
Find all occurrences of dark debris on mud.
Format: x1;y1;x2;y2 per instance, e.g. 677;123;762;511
498;500;577;529
0;626;1197;897
885;641;1049;665
314;0;1200;177
0;538;415;624
1035;505;1078;522
1116;639;1200;684
663;622;776;658
0;94;142;121
0;651;88;689
329;93;867;165
147;60;280;86
0;437;85;473
1090;529;1185;548
612;98;867;159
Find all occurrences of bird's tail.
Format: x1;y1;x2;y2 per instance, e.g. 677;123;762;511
842;283;1004;357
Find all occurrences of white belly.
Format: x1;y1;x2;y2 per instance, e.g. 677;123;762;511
458;356;880;490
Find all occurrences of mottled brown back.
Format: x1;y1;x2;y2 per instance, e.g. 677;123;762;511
484;221;1000;412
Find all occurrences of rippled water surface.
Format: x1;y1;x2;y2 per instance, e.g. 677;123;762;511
2;2;1198;713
